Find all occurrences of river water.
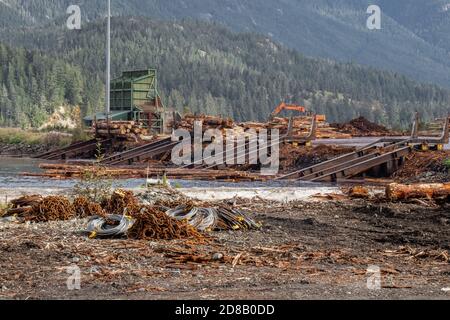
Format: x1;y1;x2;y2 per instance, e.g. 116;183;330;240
0;157;339;201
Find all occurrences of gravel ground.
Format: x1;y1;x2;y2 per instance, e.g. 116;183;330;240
0;196;449;300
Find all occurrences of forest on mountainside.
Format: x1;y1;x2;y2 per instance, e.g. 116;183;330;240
2;0;450;86
1;18;450;129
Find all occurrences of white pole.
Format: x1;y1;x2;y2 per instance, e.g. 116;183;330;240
106;0;111;115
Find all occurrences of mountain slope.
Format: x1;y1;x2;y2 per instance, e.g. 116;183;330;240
1;18;450;129
1;0;450;87
377;0;450;53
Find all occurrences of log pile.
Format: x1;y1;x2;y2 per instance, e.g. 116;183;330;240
176;114;235;131
93;121;151;142
176;114;352;139
264;116;352;139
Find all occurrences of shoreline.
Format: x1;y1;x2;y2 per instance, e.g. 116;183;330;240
0;185;342;203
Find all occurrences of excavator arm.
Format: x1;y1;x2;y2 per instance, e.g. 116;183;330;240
271;102;307;117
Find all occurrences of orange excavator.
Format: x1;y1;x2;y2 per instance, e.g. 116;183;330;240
270;102;306;118
270;102;326;122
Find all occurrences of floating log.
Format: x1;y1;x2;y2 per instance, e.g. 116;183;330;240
23;163;270;182
386;183;450;201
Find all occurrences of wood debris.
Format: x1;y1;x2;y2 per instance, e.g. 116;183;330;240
383;246;449;263
348;186;370;199
392;151;450;181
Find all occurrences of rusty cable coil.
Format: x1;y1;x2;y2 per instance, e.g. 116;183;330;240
86;214;134;238
26;196;76;222
127;206;204;240
73;196;106;217
166;205;261;231
102;189;140;215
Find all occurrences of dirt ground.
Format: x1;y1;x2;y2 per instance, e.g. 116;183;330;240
0;198;449;300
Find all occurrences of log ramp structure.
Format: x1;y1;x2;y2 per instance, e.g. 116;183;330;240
277;115;450;182
34;139;112;161
96;115;318;167
26;163;266;182
33;115;318;164
32;114;449;183
99;137;177;166
277;140;412;182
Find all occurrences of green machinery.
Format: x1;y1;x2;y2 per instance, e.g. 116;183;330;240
85;69;177;134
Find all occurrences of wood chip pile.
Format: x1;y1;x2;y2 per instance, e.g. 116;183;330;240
330;116;397;137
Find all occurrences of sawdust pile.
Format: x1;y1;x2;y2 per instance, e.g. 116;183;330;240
392;151;450;182
279;144;355;170
331;116;393;137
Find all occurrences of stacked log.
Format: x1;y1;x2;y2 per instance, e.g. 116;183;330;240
176;114;352;139
94;121;151;142
267;116;352;139
176;114;235;131
240;116;351;139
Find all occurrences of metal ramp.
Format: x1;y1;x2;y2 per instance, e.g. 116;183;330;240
307;144;412;182
283;114;317;146
99;137;176;165
276;114;450;182
34;139;110;160
276;139;413;182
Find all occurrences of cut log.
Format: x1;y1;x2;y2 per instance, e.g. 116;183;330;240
386;183;450;201
348;186;370;199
